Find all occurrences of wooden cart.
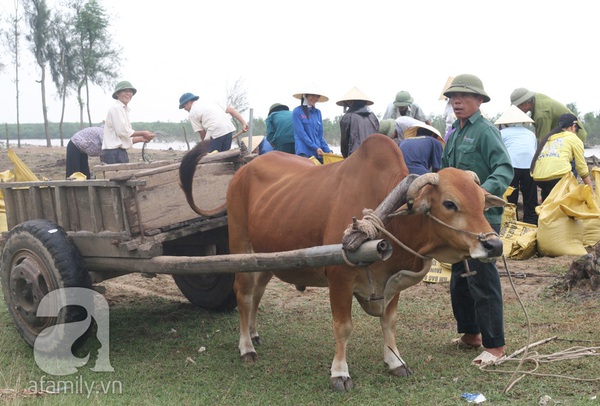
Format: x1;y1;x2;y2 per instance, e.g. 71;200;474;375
0;149;390;346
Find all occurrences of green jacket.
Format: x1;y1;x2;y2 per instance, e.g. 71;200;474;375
442;110;514;225
532;93;587;142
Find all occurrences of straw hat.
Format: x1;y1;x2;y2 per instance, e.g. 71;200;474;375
404;123;445;147
494;104;534;125
292;83;329;103
336;86;374;106
439;76;454;100
240;135;265;153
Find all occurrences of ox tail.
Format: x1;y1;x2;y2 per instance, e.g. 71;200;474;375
179;140;227;217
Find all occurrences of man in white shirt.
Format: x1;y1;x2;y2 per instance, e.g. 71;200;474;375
179;92;249;152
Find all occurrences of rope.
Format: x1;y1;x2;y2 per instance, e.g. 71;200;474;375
345;209;429;260
478;255;600;393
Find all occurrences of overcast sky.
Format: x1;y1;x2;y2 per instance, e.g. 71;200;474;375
1;0;599;127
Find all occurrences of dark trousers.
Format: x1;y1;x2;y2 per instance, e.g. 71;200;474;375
209;132;233;152
508;168;539;224
450;224;505;349
536;178;561;203
66;140;91;179
101;148;129;164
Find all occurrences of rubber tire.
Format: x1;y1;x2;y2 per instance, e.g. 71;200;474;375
1;219;92;347
172;243;237;311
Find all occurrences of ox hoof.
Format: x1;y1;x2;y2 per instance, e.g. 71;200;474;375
240;352;258;363
329;376;353;392
389;364;413;377
251;336;261;346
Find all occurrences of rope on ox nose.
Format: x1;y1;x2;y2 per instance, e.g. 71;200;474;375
342;209;428;264
343;208;500;263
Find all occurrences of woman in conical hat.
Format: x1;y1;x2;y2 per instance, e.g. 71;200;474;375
337;87;379;158
291;83;331;164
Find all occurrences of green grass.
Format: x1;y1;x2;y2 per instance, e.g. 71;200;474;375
1;273;599;405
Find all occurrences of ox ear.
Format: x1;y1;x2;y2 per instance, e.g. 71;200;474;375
483;189;506;210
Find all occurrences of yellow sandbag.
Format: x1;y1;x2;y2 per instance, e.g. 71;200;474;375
500;203;538;258
322;153;344;165
67;172;87;181
508;226;537;260
503;186;515;201
585;167;600;246
423;259;452;283
0;169;15;200
308;156;322;166
8;148;39;181
0;170;14;232
537;172;599;257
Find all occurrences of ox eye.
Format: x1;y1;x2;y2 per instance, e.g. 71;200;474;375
443;200;458;211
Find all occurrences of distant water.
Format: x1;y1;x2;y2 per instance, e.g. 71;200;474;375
585;146;600;158
3;138;191;151
4;139;343;155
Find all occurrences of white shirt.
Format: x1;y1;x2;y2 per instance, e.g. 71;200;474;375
383;102;429;122
395;116;422;139
500;125;537;169
188;99;236;140
102;100;135;150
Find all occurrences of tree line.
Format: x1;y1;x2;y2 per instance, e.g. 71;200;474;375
4;106;600;149
2;1;599;148
1;0;120;146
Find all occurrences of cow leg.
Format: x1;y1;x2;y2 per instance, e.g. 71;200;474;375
234;271;273;362
328;275;355;392
379;262;432;377
381;293;412;377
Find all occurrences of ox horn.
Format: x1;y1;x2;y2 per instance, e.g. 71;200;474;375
465;170;481;185
405;172;439;210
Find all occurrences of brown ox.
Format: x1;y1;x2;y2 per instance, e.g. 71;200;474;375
179;134;504;391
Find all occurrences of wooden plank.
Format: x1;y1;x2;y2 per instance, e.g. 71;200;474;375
29;186;43;219
88;185;102;233
134;162;235;230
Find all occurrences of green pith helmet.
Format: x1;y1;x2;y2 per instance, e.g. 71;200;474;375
268;103;289;115
378;119;397;138
510;88;536;106
393;90;414;107
112;81;137;99
443;74;490;103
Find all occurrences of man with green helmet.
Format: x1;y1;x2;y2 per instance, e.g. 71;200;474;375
101;80;156;164
382;90;430;124
442;73;513;366
510;87;587;143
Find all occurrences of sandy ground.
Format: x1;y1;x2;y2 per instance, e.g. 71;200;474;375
0;144;595;306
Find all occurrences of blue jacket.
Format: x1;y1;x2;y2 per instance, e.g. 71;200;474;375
292;105;331;158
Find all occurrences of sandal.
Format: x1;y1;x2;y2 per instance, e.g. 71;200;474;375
471;350;504;367
450;337;482;350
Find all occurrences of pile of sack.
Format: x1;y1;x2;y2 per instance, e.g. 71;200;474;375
500;168;600;259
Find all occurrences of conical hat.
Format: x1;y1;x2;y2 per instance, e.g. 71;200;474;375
292;82;329;103
336;86;373;106
439;76;454;100
404;123;445;147
494;104;534;125
239;135;265;153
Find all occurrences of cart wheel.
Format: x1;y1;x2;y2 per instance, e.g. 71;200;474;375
0;219;91;347
172;243;237;311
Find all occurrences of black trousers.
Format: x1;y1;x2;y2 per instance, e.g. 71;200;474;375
450;224;505;349
66;140;91;179
507;168;539;224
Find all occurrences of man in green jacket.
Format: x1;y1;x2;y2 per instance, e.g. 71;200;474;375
511;88;587;142
442;74;514;366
